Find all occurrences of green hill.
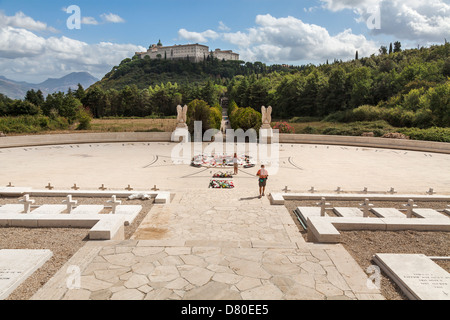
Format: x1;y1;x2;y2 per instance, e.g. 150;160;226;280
87;43;448;132
95;55;301;91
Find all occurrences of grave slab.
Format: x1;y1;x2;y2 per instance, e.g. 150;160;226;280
295;207;323;226
89;216;125;241
333;207;364;218
371;208;405;218
445;209;450;216
0;249;53;300
373;254;450;300
413;209;447;220
0;204;24;214
31;205;66;215
113;205;142;225
70;205;104;215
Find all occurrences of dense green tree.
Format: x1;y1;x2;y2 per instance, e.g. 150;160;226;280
348;67;373;108
25;89;45;107
427;82;450;127
74;84;86;101
186;99;213;133
443;58;450;77
42;92;80;123
379;46;388;55
320;67;347;115
247;78;271;110
82;86;106;118
7;100;40;116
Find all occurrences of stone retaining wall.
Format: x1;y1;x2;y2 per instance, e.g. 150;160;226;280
0;132;172;148
0;132;449;154
279;134;450;154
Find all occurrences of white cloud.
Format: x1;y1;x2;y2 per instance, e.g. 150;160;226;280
222;14;378;63
0;22;145;82
0;26;46;59
81;17;99;25
320;0;450;42
320;0;381;12
100;13;125;24
218;21;231;31
178;28;219;43
0;11;57;33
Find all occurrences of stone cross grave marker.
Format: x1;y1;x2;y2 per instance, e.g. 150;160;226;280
359;198;374;217
99;184;107;191
45;183;54;190
152;185;160;191
309;186;316;193
388;187;397;194
71;184;80;190
125;185;134;191
19;194;34;213
316;197;331;217
404;199;418;218
107;195;121;214
62;195;77;214
282;186;291;193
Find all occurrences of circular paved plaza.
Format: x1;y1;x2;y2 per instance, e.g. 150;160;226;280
1;142;449;194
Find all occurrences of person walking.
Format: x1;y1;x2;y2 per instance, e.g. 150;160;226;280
233;153;239;175
257;165;269;198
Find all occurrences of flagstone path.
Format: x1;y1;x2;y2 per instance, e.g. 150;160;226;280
32;189;384;300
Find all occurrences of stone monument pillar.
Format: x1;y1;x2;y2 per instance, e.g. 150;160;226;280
172;105;189;142
260;106;273;144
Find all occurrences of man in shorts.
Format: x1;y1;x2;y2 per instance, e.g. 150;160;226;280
233;153;239;175
257;165;269;198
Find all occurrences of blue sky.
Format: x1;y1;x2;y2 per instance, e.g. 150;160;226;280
0;0;448;83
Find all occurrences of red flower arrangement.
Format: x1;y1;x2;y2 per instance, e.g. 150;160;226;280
272;122;295;134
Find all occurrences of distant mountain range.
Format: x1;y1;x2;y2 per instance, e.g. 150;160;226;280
0;72;99;100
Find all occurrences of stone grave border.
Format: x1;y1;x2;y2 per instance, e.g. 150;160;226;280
0;187;172;240
270;192;450;244
0;187;172;204
270;192;450;206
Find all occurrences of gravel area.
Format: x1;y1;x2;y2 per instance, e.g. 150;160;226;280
0;196;154;300
285;200;450;300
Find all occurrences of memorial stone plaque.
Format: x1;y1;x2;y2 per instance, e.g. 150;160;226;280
0;249;53;300
374;253;450;300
